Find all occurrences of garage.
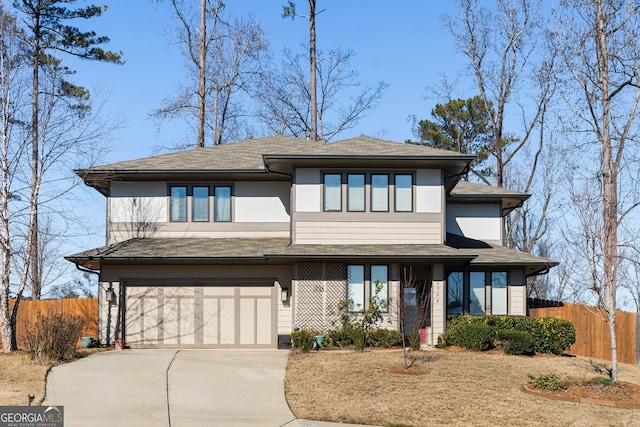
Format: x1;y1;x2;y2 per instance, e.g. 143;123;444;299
124;284;275;348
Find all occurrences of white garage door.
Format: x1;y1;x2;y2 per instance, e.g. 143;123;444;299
124;285;275;348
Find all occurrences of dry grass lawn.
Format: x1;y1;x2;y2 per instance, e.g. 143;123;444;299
0;352;50;406
285;348;640;427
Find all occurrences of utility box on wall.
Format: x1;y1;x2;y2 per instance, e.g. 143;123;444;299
278;334;292;349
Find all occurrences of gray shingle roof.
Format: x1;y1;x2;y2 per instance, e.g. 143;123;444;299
450;180;529;199
67;234;556;276
82;135;473;173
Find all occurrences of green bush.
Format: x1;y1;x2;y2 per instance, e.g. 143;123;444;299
528;373;567;391
444;315;575;355
455;323;494;351
366;328;403;348
497;329;535;356
290;329;315;352
21;312;84;362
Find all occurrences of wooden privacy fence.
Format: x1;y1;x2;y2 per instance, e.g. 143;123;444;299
1;298;98;350
529;300;638;365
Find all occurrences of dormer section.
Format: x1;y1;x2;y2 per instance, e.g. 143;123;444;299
446;181;530;245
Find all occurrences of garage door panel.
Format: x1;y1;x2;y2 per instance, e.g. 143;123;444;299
125;285;274;348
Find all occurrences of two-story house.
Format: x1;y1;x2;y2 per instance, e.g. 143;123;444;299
66;135;556;349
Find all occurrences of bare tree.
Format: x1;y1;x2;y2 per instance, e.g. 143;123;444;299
153;0;269;148
258;47;388;142
555;0;640;383
443;0;557;250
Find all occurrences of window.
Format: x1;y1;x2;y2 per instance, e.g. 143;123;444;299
491;272;508;315
170;186;187;222
395;174;413;212
214;186;231;222
347;265;365;312
347;174;365;211
192;186;209;221
370;265;389;311
371;174;389;211
324;174;342;211
447;272;464;315
469;272;486;315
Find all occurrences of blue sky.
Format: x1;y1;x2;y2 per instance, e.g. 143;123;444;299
70;1;467;163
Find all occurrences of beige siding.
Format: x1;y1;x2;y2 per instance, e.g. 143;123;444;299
509;270;526;316
109;222;288;243
295;221;441;244
277;280;293;335
446;203;502;243
431;264;446;345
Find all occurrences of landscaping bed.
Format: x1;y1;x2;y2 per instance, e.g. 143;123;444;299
285;348;640;427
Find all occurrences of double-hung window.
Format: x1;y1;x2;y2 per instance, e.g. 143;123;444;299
347;174;365;211
214;186;232;222
324;174;342;211
170;186;187;222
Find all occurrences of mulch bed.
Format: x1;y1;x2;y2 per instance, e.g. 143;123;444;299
523;380;640;409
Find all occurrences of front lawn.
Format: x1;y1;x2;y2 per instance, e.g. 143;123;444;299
285;349;640;427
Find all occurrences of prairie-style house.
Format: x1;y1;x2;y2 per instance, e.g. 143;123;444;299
66;135;556;348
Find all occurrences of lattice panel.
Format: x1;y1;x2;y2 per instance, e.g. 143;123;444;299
295;262;346;332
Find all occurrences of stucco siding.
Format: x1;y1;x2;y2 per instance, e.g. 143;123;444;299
294;168;321;212
294;221;441;244
234;181;290;223
415;169;442;213
446;203;502;243
110;182;167;223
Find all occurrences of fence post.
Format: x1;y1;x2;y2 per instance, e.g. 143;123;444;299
636;312;639;365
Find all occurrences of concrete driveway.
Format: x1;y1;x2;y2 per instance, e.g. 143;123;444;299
43;349;299;427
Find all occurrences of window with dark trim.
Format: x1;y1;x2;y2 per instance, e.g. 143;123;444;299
347;265;365;312
192;186;210;221
447;271;508;316
371;265;389;312
395;174;413;212
214;186;232;222
347;173;365;212
170;186;187;222
323;173;342;211
371;174;389;212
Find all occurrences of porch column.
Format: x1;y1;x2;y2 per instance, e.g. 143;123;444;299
431;264;446;345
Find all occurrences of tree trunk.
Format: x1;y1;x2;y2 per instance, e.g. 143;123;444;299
197;0;207;148
308;0;317;141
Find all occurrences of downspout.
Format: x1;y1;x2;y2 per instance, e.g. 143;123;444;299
263;163;294;247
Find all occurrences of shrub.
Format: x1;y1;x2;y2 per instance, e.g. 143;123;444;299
21;312;84;362
497;329;535;355
444;315;575;355
592;376;617;387
528;373;567;391
290;329;315;352
455;323;494;351
326;326;354;348
366;328;403;348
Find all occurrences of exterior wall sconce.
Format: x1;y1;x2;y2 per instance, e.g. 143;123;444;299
105;286;116;304
281;288;288;302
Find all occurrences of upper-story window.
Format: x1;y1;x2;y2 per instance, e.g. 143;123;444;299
170;186;187;222
322;172;413;213
323;174;342;211
347;174;365;212
169;184;232;222
192;186;210;221
214;186;232;222
371;174;389;212
395;174;413;212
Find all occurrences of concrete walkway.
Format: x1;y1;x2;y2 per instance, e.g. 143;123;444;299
43;349;375;427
